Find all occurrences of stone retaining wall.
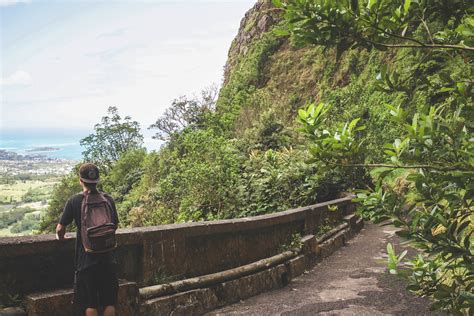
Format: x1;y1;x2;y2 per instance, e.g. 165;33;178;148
0;196;356;313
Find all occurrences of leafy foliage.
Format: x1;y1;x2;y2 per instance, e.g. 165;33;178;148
240;147;352;217
80;106;144;171
101;148;147;224
0;207;36;229
217;31;282;130
279;232;303;252
149;85;218;141
10;213;40;234
275;0;473;57
279;0;473;313
38;107;147;232
387;242;407;274
125;129;243;225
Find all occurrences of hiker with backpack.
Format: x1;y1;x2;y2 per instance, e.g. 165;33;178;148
56;163;119;316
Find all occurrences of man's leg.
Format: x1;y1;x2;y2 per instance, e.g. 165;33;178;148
75;268;99;316
103;305;115;316
85;308;98;316
97;263;118;315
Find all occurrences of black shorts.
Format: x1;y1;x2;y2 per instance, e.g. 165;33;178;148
74;263;118;310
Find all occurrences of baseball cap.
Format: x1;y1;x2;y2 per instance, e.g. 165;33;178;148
79;163;100;184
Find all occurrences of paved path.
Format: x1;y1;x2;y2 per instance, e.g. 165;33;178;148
208;223;439;315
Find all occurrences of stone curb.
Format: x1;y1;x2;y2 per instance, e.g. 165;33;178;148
23;281;138;316
139;216;364;316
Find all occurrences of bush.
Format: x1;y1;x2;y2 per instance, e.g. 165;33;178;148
128;129;243;225
0;207;35;229
10;213;40;234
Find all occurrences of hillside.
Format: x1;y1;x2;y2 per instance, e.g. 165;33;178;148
35;0;470;233
217;0;405;157
40;0;452;229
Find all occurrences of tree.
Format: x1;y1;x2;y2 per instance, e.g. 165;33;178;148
101;148;147;202
148;85;218;141
276;0;473;313
40;108;145;232
101;148;147;225
80;106;144;170
133;128;242;225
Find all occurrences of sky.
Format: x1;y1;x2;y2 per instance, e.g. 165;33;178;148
0;0;255;135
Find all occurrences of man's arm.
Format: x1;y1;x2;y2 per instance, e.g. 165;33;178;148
56;198;74;240
56;223;67;240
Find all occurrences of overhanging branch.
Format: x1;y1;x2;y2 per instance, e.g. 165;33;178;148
369;42;474;52
325;162;474;172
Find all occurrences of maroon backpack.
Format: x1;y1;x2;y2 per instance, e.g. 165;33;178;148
81;191;117;253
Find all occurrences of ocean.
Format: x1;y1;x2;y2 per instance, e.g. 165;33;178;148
0;128;88;160
0;128;162;161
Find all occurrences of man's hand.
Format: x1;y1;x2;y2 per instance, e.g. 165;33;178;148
55;223;68;240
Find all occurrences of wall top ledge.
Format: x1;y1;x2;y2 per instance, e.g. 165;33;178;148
0;196;353;255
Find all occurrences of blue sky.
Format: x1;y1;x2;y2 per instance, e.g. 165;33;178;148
0;0;255;132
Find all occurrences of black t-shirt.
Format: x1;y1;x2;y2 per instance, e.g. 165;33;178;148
60;192;118;271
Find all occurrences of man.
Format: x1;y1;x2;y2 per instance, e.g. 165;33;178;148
56;163;119;316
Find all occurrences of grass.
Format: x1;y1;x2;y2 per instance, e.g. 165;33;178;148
0;204;14;213
0;179;56;237
0;207;44;237
0;180;57;203
0;227;14;237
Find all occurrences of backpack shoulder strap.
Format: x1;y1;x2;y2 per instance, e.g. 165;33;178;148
98;193;117;226
80;192;88;224
99;192;111;204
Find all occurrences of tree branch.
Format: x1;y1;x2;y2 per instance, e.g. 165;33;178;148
368;40;474;52
370;24;427;47
331;12;472;52
326;162;474;172
420;13;435;45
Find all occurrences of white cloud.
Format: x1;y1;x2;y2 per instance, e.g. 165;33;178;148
2;1;255;129
0;0;31;7
97;28;128;39
0;70;32;86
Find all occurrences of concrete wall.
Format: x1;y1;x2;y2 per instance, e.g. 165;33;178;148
0;196;354;303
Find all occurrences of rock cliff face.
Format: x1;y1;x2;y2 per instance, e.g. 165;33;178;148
223;0;280;84
217;0;400;160
219;0;349;134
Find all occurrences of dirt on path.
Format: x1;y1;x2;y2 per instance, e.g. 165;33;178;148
208;223;440;316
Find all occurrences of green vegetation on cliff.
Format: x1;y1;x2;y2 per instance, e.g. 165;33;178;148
40;0;430;228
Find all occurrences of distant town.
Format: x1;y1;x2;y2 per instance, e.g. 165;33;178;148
0;149;76;176
0;149;77;236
